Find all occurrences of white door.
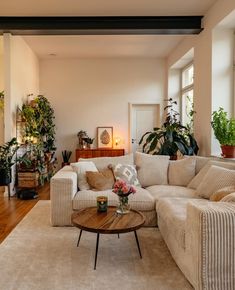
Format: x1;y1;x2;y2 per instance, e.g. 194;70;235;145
131;104;160;153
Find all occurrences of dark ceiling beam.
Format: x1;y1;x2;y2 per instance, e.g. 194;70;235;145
0;16;203;35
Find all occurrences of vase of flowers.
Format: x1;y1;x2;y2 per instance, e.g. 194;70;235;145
112;180;136;214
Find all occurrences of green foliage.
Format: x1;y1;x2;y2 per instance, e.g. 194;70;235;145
0;138;19;178
211;107;235;146
139;98;199;157
62;150;72;163
0;91;4;111
21;95;56;153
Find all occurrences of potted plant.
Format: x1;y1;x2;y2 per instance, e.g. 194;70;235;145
0;138;19;186
62;150;72;167
139;98;199;159
211;107;235;158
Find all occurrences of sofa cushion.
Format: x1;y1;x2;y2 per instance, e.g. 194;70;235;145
221;192;235;202
168;157;196;186
157;198;189;249
146;185;197;203
210;186;235;201
71;161;98;190
79;153;134;170
196;166;235;199
135;152;169;187
188;160;235;190
73;187;155;211
86;169;115;191
111;163;140;186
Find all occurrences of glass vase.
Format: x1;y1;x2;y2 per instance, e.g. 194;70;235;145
116;196;130;214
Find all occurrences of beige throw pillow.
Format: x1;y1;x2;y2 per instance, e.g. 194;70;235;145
188;160;235;189
168;157;196;186
135;152;169;187
79;154;134;170
86;169;115;191
71;161;98;190
210;186;235;201
111;163;141;186
221;192;235;202
196;166;235;199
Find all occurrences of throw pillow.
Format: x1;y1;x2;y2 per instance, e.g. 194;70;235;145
196;166;235;199
187;160;235;190
168;157;196;186
111;163;140;186
135;152;169;187
221;192;235;202
210;186;235;201
71;161;98;190
79;153;134;170
86;169;115;191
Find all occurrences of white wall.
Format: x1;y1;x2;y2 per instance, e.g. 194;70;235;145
4;34;39;142
40;58;165;163
3;34;39;195
167;0;235;156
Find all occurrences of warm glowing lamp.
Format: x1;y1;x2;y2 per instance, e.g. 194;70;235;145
114;136;121;147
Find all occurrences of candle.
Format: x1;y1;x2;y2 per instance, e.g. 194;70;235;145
97;196;108;212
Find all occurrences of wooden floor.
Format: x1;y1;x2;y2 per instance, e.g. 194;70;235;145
0;183;50;243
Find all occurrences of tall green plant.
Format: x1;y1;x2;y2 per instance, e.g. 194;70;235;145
139;98;199;156
0;138;19;178
211;107;235;146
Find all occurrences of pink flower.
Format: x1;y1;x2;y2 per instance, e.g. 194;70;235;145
112;179;136;196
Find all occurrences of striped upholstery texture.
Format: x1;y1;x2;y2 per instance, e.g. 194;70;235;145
200;202;235;290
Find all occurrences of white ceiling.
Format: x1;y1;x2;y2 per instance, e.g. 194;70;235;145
0;0;216;16
23;35;188;59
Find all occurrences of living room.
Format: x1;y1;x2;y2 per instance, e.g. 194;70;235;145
0;0;235;289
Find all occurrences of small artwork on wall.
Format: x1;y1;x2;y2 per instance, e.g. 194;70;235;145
97;127;113;148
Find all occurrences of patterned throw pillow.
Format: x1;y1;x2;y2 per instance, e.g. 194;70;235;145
111;163;141;186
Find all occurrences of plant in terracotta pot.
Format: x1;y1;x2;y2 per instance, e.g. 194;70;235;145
0;138;19;186
211;107;235;158
139;98;199;159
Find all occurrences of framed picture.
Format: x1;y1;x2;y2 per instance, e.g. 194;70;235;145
97;127;113;148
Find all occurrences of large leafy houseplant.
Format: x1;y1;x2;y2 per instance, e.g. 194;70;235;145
21;95;56;153
0;138;19;185
139;98;199;158
211;107;235;158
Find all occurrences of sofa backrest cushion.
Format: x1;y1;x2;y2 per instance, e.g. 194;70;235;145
79;153;134;171
188;160;235;189
134;152;169;187
196;165;235;199
168;157;196;186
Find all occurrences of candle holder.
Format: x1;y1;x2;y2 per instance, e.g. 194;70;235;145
97;196;108;212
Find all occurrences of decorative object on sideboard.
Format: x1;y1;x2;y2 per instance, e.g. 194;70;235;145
97;127;113;149
114;136;121;147
139;98;199;159
0;138;19;199
77;131;95;149
211;107;235;158
62;150;72;167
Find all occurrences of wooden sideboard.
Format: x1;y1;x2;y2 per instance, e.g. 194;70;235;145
75;148;125;161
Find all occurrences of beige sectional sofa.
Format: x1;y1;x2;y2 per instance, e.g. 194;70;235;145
50;152;235;290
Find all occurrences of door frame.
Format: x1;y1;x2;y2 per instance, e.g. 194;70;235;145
128;102;160;153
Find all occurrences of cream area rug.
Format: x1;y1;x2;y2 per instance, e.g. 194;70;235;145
0;201;193;290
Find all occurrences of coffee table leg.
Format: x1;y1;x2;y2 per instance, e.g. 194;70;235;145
118;234;120;239
94;233;100;270
77;230;83;247
134;231;142;259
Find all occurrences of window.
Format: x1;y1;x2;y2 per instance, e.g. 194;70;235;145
181;63;194;130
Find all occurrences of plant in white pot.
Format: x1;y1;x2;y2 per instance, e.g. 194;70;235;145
211;107;235;158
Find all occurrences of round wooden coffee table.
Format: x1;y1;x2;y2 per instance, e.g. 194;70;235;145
72;206;145;269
